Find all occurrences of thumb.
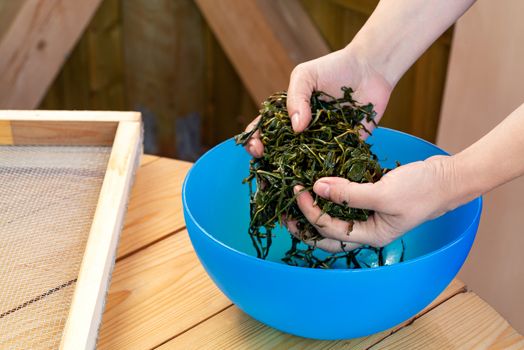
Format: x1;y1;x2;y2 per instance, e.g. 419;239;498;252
313;177;383;211
287;65;314;132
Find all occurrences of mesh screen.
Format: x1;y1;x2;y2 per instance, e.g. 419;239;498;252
0;145;111;349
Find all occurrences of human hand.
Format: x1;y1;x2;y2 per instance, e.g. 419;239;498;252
244;45;393;158
284;155;463;253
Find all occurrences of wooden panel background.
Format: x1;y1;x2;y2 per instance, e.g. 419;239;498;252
438;0;524;334
39;0;452;159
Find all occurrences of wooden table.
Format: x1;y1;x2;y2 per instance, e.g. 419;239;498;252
97;156;524;349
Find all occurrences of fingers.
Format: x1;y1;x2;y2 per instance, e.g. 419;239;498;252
294;185;381;246
244;115;263;157
313;177;383;211
285;219;360;253
287;65;315;132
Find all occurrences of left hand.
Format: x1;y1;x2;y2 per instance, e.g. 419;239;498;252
284;155;463;253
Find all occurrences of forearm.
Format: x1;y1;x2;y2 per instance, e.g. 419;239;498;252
450;103;524;207
349;0;475;87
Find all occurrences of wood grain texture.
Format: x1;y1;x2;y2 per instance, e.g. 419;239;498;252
122;0;207;156
99;155;522;348
202;28;259;148
60;121;142;349
330;0;379;15
40;0;125;112
117;158;193;259
0;110;140;122
196;0;329;103
97;230;231;350
157;279;466;350
0;110;141;146
0;0;102;108
140;154;159;166
9;121;117;146
368;293;524;349
438;0;524;333
410;42;452;141
0;120;12;144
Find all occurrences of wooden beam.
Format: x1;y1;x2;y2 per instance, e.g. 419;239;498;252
61;120;143;349
0;121;117;146
0;0;103;108
330;0;379;15
0;111;140;146
195;0;330;103
0;120;13;144
0;110;141;122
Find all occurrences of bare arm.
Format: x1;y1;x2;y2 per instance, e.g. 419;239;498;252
245;0;477;156
352;0;476;87
451;103;524;207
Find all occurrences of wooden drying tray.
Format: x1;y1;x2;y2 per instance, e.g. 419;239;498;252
0;111;142;349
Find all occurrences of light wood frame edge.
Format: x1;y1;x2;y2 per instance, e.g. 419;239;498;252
0;110;141;122
59;119;143;349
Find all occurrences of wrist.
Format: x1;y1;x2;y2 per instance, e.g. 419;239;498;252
422;155;481;216
444;153;485;211
344;41;398;90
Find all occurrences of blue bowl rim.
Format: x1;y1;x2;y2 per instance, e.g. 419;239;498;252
182;127;483;273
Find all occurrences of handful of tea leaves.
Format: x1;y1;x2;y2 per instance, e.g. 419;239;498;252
235;87;404;269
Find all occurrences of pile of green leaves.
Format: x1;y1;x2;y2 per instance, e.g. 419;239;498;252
235;87;400;269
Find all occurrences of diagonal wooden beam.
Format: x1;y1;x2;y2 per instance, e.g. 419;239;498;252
0;0;103;109
195;0;330;103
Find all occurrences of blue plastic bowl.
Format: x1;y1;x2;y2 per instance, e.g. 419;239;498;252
182;128;482;340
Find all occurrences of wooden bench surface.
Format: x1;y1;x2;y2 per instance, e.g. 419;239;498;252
97;155;524;349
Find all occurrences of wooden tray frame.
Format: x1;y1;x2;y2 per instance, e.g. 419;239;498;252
0;111;143;349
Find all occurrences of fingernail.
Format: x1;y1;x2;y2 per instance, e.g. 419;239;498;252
293;185;302;195
314;181;330;198
291;112;299;131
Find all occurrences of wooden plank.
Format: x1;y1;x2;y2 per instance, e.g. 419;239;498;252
203;30;259;146
329;0;378;15
158;280;466;349
257;1;329;66
122;0;206;156
117;158;193;259
0;120;13;145
0;0;103;108
140;154;159;166
60;34;92;109
88;21;123;92
0;110;140;122
39;0;124;112
0;2;25;44
9;121;117;146
97;230;231;350
60;120;143;349
301;0;346;50
89;0;120;33
368;293;524;349
195;0;330;103
409;42;451;142
437;0;524;333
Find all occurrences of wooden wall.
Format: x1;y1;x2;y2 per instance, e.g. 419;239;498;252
40;0;452;159
438;0;524;333
40;0;125;112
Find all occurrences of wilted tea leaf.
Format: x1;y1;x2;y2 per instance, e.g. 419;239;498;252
236;87;404;268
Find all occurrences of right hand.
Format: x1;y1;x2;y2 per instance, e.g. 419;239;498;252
244;45;394;158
